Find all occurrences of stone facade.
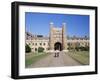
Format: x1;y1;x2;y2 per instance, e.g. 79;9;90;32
49;22;67;51
26;23;89;52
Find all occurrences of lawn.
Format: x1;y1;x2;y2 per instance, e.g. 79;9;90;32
67;51;89;65
25;52;49;67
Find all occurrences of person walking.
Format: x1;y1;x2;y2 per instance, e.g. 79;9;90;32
54;50;59;57
54;50;57;57
56;50;59;57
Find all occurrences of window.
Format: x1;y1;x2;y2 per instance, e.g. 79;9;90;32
40;43;42;45
35;43;37;46
67;43;70;46
35;48;37;51
43;43;45;46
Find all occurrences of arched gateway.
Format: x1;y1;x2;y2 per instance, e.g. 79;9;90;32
54;42;62;51
49;22;67;51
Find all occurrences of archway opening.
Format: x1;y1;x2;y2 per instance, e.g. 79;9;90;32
54;42;62;51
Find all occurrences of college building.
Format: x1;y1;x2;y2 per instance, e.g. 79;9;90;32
26;22;89;52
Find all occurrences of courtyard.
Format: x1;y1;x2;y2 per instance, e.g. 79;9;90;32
25;12;90;68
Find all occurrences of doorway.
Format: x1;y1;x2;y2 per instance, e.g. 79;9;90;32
54;42;62;51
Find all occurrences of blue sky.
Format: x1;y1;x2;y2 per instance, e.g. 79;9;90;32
25;12;89;37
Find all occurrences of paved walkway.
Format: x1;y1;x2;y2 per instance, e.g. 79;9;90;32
28;52;81;68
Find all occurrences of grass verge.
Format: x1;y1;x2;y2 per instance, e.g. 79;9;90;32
67;51;89;65
25;52;49;67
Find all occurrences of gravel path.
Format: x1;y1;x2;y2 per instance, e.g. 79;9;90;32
28;51;81;68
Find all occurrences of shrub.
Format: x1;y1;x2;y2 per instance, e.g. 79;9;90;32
38;47;44;52
76;46;89;51
84;46;89;51
75;47;80;51
25;44;31;53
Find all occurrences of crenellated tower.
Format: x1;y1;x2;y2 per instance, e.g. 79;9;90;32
49;22;67;52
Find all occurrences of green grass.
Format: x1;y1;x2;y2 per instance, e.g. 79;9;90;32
25;52;49;67
67;51;89;65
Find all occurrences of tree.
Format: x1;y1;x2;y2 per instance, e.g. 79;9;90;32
84;46;89;51
25;44;31;53
75;42;80;51
78;46;89;51
38;47;44;52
